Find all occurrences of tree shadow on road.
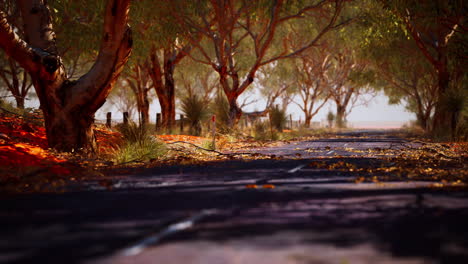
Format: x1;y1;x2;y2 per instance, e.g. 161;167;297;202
1;158;467;263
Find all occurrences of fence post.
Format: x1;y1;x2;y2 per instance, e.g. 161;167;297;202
123;112;129;125
106;112;112;128
156;113;161;130
211;115;216;150
179;114;184;133
289;114;292;129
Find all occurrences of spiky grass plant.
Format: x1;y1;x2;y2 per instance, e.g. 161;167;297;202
269;105;287;132
180;95;210;136
113;122;166;164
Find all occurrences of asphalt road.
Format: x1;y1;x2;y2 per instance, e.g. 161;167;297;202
1;131;467;264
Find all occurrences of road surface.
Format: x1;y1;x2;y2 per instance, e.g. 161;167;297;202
1;131;467;264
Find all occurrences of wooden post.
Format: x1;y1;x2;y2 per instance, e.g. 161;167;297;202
289;114;292;129
106;112;112;128
180;114;184;133
123;112;129;125
156;113;161;130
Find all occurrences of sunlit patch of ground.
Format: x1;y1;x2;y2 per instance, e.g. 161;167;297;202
156;134;207;145
0;115;120;193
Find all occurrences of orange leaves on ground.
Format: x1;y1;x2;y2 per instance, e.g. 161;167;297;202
0;142;71;182
157;135;207;145
0;115;73;184
95;127;123;154
450;142;468;156
0;115;47;148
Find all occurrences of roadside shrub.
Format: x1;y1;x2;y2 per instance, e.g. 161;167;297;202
116;122;153;143
252;121;277;141
181;95;209;136
113;122;166;163
269;105;287;132
113;137;166;164
327;111;335;128
201;139;215;151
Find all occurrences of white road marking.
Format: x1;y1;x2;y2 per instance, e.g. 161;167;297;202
122;209;216;256
287;164;308;173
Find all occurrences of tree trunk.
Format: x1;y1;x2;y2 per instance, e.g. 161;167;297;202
226;93;242;127
15;96;25;109
304;114;312;128
140;96;149;126
127;65;151;127
431;69;452;139
43;102;96;152
335;105;346;128
163;58;176;130
416;113;428;132
0;58;31;109
148;48;177;132
0;0;133;152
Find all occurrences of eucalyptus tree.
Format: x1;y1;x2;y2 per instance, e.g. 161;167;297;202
176;59;218;104
107;81;137;121
293;47;332;128
0;0;132;152
363;27;438;132
129;0;198;131
327;50;364;128
125;64;153;126
380;0;467;138
0;53;33;109
0;1;32;109
172;0;348;126
257;62;295;113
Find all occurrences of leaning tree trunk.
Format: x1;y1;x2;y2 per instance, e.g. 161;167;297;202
0;0;132;152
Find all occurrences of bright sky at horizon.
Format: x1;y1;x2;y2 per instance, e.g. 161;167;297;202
94;90;415;127
19;89;415;127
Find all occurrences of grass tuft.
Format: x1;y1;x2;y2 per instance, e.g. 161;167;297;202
113;122;166;164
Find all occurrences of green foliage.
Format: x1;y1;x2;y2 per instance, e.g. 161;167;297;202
252;121;270;141
269;106;287;132
49;0;104;70
180;95;210;136
116;122;153;143
201;140;215;151
113;122;166;163
113;137;166;164
250;120;279;141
